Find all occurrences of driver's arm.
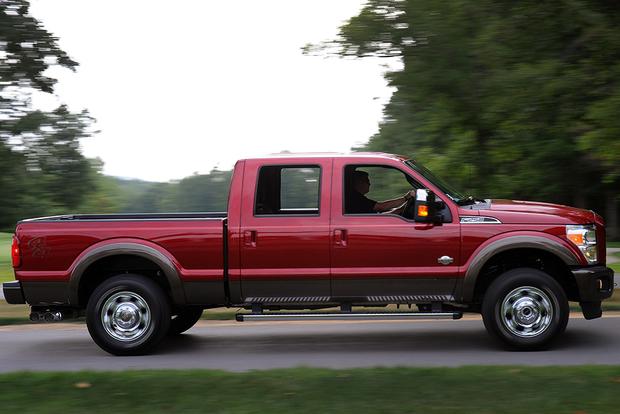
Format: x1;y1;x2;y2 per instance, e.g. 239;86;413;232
373;190;415;213
383;202;409;215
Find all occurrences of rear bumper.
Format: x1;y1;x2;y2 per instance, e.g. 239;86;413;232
2;281;26;304
572;266;614;302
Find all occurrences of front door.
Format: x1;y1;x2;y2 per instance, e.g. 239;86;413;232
330;158;460;302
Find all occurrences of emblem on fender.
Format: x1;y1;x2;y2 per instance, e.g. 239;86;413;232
438;256;454;265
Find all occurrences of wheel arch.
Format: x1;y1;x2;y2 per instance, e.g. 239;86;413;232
68;241;186;306
458;235;581;303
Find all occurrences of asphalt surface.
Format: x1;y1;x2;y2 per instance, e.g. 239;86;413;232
1;315;619;373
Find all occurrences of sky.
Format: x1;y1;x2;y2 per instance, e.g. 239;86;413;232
29;0;397;182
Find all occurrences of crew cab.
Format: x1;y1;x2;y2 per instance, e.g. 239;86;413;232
2;153;614;355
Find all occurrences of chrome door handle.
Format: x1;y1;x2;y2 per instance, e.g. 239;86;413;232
244;230;257;247
334;229;348;247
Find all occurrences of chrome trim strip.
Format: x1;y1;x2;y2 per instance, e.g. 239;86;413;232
366;295;454;302
244;295;456;304
460;216;502;224
245;296;331;303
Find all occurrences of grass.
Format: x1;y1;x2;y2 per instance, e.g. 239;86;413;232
0;300;30;323
610;249;620;273
0;232;13;284
608;241;620;248
0;367;620;413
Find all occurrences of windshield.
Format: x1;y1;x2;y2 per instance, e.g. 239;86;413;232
405;160;465;202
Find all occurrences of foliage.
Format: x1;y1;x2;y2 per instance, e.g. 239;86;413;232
3;0;620;238
77;169;233;214
0;233;13;283
357;165;411;202
161;169;231;212
0;1;97;229
309;0;620;228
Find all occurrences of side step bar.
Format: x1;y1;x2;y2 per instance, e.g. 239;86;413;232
236;311;462;322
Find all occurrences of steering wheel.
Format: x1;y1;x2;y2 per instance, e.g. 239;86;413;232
401;196;417;220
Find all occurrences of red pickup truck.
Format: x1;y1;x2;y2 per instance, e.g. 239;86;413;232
3;153;614;355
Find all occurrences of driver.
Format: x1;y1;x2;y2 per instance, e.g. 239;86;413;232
346;170;415;214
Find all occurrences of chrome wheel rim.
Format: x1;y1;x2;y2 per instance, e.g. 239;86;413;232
101;291;151;342
500;286;553;338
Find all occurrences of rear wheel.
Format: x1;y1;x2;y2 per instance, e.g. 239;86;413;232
168;307;203;335
482;268;568;350
86;274;170;356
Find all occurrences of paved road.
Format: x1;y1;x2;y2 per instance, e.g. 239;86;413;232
1;315;619;373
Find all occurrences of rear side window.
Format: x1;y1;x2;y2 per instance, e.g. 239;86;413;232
255;166;321;215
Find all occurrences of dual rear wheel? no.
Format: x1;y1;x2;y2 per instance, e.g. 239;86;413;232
86;275;204;355
482;268;569;350
86;274;171;356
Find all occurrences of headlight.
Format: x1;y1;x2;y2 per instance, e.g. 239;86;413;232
566;224;597;264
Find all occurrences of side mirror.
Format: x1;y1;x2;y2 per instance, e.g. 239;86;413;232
414;189;442;223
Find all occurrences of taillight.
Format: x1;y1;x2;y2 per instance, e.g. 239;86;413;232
11;236;21;268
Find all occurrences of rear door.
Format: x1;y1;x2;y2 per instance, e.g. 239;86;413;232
239;158;332;303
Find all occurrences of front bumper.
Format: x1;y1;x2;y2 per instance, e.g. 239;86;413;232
572;266;614;302
2;281;26;304
572;266;614;320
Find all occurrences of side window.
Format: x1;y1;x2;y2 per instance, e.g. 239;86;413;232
344;164;420;215
255;165;321;216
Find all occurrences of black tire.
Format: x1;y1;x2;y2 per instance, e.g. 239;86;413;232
168;307;203;336
481;268;569;350
86;274;170;356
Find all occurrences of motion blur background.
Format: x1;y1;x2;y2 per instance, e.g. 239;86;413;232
1;0;619;239
1;4;620;412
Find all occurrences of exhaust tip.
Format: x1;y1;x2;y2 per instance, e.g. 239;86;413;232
29;311;65;322
50;311;63;321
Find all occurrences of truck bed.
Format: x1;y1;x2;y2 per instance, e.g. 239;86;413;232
14;213;229;306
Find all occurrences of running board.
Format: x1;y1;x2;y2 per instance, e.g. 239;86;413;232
235;311;462;322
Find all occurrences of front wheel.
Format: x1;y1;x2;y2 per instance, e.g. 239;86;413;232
86;274;170;356
482;268;569;350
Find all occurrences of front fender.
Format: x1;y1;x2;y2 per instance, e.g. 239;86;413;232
456;233;581;302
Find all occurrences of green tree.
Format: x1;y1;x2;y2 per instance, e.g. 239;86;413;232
0;0;96;228
309;0;620;236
